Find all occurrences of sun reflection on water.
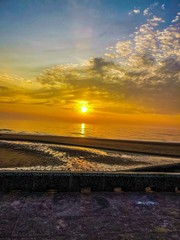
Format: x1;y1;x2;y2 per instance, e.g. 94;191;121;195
81;123;85;136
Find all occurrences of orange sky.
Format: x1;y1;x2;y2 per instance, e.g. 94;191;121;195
1;103;180;128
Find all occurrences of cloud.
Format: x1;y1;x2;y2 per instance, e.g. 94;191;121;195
172;13;180;23
104;14;180;114
161;4;165;10
143;2;159;16
129;8;140;15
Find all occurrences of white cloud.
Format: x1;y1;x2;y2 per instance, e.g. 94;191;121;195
129;8;140;15
104;13;180;114
143;9;149;16
161;4;165;10
172;13;180;23
147;15;165;26
133;9;140;14
143;2;159;16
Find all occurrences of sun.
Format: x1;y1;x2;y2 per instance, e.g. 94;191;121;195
78;100;92;114
81;106;88;113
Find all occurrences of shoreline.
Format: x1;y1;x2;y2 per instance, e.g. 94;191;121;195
0;134;180;172
0;133;180;157
1;132;180;144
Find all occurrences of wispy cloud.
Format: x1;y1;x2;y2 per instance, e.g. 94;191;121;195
172;12;180;23
143;2;159;16
161;4;165;10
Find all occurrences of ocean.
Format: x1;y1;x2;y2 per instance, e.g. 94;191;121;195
0;119;179;142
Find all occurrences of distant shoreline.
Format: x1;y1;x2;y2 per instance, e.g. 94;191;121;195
0;133;180;157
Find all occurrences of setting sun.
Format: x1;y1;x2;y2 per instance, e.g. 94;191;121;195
81;106;88;113
78;101;91;114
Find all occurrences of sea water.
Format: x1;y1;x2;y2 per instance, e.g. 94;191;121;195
0;119;179;142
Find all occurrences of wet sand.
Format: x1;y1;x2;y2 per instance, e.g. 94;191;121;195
0;136;180;172
0;133;180;156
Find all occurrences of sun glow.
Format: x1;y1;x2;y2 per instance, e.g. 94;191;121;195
78;101;90;114
81;106;88;113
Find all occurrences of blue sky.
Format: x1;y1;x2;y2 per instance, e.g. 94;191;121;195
0;0;179;77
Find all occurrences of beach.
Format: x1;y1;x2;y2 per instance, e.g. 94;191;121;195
0;134;180;172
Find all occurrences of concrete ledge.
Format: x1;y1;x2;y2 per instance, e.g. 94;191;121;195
0;171;179;192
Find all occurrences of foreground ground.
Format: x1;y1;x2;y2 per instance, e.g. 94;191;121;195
0;191;179;240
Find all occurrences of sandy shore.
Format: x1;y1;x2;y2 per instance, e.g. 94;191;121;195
0;136;180;172
0;133;180;156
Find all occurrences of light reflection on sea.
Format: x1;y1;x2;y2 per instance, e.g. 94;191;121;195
0;119;179;142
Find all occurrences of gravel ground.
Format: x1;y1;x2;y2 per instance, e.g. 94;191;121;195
0;191;179;239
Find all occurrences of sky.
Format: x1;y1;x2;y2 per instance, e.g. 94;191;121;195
0;0;180;127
